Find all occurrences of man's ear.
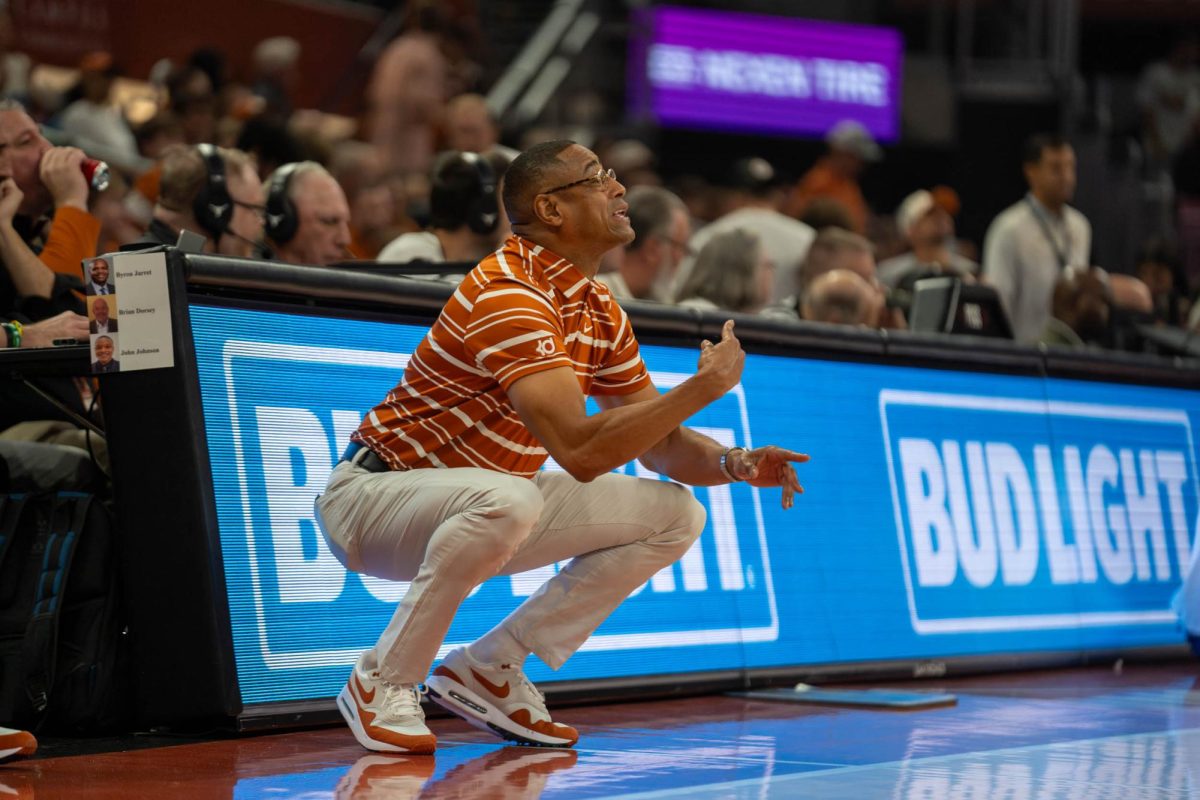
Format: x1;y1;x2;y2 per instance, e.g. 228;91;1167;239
534;194;564;228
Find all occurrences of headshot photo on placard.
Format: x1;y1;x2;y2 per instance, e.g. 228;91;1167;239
89;294;118;334
91;333;120;373
86;257;116;296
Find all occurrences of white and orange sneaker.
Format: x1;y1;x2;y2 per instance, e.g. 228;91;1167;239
338;656;437;754
0;726;36;762
426;647;578;748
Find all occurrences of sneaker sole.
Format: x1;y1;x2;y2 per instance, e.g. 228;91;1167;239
425;674;574;747
337;683;436;754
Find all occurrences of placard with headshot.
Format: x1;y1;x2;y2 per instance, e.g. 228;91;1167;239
88;293;119;335
86;256;116;296
90;333;120;373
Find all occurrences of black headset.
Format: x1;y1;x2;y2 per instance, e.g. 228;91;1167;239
264;162;303;245
430;151;498;236
192;144;233;239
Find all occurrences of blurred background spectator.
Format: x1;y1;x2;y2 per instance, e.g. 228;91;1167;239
675;228;772;314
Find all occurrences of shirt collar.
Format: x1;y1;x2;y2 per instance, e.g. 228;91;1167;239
509;235;592;300
1025;192;1065;223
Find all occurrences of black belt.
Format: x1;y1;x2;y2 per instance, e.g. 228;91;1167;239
341;442;391;473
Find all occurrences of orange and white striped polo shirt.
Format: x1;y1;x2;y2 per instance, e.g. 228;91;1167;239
352;235;653;477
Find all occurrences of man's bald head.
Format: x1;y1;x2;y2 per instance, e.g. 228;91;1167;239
801;269;878;326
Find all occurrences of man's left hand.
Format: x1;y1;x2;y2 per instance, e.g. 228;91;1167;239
727;446;809;510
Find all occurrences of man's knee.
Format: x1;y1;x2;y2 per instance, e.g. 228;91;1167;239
652;482;706;555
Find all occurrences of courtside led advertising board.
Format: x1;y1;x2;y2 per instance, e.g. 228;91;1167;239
189;304;1198;708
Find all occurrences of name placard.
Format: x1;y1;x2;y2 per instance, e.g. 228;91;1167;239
83;251;174;373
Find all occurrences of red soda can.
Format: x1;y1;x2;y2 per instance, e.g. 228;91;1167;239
81;158;110;192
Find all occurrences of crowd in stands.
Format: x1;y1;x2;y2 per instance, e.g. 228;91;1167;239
0;7;1195;438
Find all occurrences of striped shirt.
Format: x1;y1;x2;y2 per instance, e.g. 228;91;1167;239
353;235;653;477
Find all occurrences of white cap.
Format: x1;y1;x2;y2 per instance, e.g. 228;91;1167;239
896;189;935;236
826;120;882;162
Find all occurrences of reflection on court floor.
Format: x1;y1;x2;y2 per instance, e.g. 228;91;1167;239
3;662;1197;799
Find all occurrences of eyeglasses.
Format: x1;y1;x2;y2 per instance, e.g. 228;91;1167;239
541;166;616;195
233;200;267;221
662;237;695;257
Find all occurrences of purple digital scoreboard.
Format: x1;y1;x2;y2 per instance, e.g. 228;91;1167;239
628;6;903;141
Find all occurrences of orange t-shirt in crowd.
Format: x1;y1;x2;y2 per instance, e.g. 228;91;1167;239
38;206;102;279
353;235;653;477
785;157;869;234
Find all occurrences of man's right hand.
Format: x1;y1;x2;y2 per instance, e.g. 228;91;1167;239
695;319;745;399
38;147;89;211
20;311;89;349
0;177;23;225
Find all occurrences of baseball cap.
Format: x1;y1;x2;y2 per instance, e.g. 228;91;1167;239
729;157;779;194
896;186;960;235
826;120;882;162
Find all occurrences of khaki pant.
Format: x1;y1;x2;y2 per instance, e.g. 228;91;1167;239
315;461;706;685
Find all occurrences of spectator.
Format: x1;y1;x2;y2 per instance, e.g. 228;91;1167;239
251;36;300;121
367;4;450;176
234;115;305;182
598;186;689;302
601;139;661;189
442;93;500;154
982;133;1091;343
802;268;881;326
1039;265;1112;348
797;196;856;233
796;226;878;300
766;226;898;328
675;228;772;313
265;161;352;267
134;113;186;164
1135;238;1190;326
1136;33;1200;169
785;120;881;234
0;100;102;284
57;52;139;162
330;140;395;259
680;157;814;305
0;175;84;319
165;66;218;145
126;144;264;258
377;151;504;269
878;186;978;289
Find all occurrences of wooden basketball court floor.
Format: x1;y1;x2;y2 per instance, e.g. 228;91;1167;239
3;660;1198;798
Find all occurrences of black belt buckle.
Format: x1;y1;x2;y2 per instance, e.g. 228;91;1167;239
342;442;390;473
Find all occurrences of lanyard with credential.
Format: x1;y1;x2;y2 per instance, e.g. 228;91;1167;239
1024;196;1072;270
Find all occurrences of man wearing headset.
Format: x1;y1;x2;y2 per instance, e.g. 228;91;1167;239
377;150;510;269
263;161;353;267
126;143;265;258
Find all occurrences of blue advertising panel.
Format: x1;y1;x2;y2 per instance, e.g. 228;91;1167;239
189;304;1199;707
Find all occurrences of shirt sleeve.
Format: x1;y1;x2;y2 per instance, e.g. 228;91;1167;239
590;297;652;396
461;279;573;391
39;206;101;279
